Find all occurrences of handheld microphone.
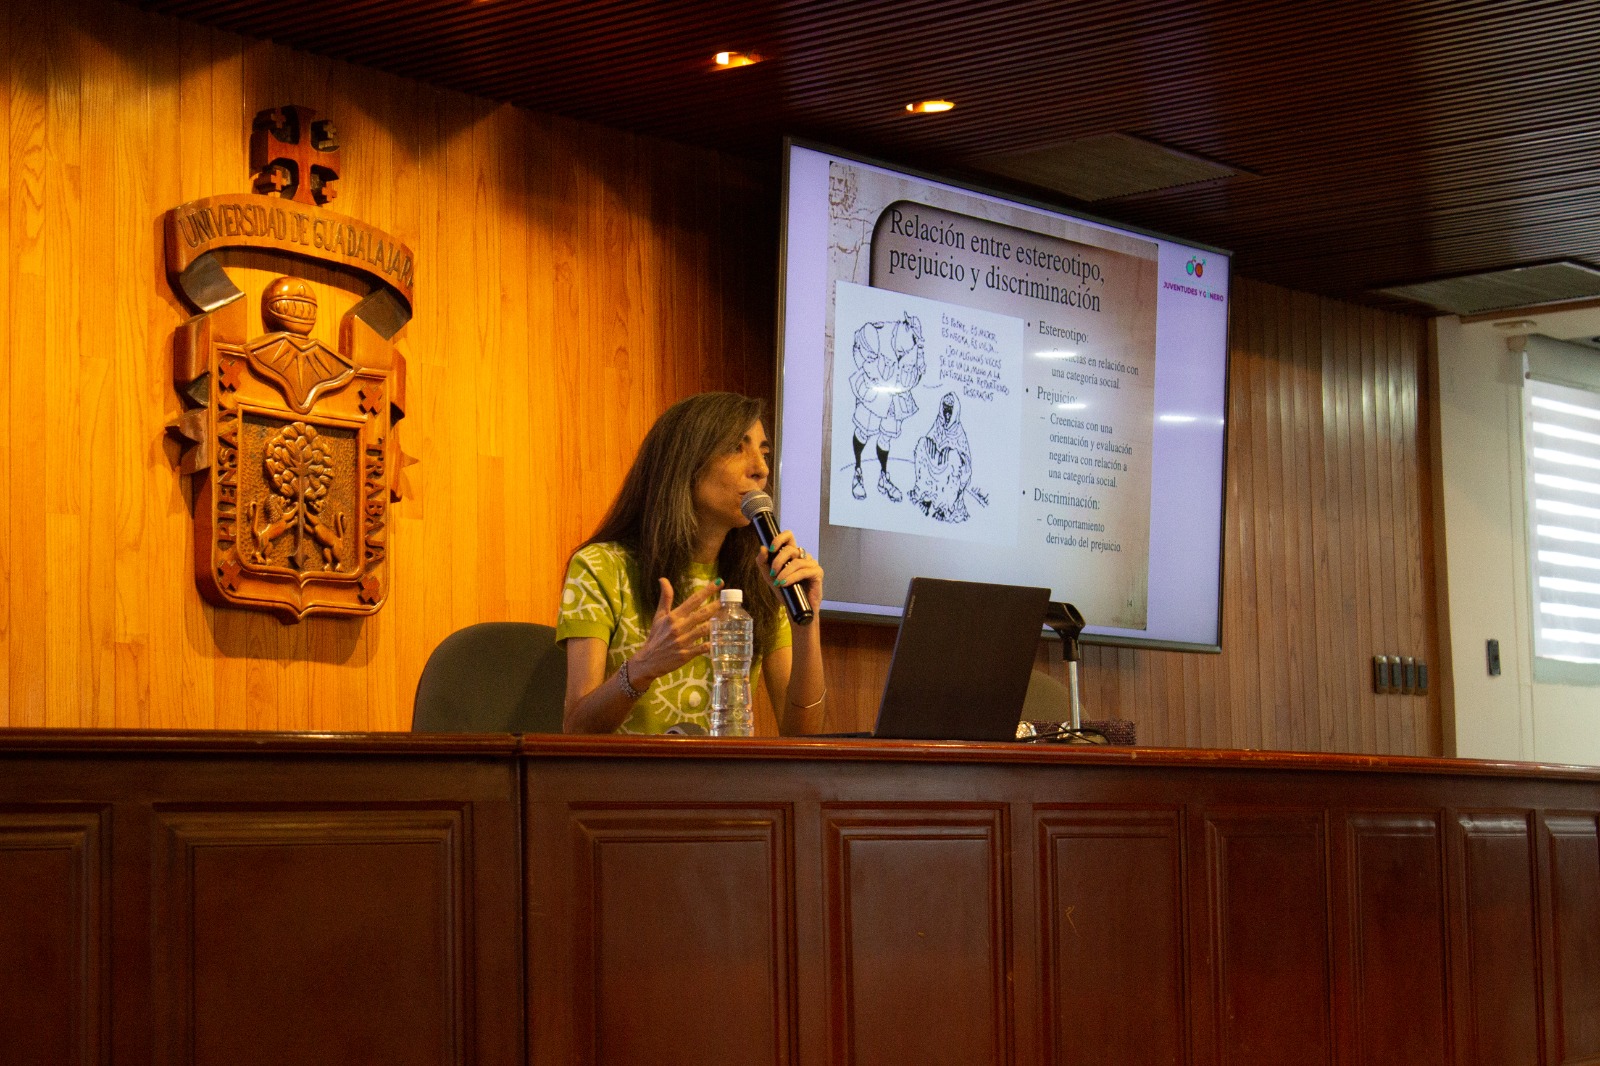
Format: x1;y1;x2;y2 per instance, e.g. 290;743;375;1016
739;491;815;625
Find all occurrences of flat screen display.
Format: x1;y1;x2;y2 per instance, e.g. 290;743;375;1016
774;142;1231;651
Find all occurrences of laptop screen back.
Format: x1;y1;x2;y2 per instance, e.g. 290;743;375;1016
872;578;1051;741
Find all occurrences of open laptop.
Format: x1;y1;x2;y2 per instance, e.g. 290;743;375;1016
818;577;1051;741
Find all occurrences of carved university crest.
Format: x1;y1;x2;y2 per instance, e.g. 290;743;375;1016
165;106;417;622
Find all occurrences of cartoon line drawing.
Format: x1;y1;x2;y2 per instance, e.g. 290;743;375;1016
848;312;926;502
910;391;989;523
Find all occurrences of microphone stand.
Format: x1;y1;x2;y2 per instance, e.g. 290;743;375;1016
1027;602;1108;744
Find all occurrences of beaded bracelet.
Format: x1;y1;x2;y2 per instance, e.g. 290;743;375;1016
617;659;645;700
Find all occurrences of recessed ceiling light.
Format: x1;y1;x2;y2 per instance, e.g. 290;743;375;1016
905;99;955;114
713;51;760;69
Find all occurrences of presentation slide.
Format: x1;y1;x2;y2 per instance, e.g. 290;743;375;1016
778;144;1230;649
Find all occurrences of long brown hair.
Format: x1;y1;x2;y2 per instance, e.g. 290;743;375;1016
580;392;782;656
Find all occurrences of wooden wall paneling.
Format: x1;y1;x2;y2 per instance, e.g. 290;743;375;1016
1376;302;1401;745
543;115;590;573
1290;289;1323;751
495;102;533;629
1266;284;1295;750
1341;812;1451;1066
153;807;471;1066
586;129;631;514
136;12;181;731
444;89;491;628
407;85;457;716
1386;311;1414;748
1361;307;1389;753
0;0;10;726
0;809;107;1066
77;2;116;729
1274;288;1300;748
1327;296;1360;749
822;805;1011;1066
201;11;251;728
1338;301;1368;748
1349;297;1381;752
1183;644;1207;750
1542;813;1600;1066
1309;294;1344;753
1165;647;1192;750
1398;312;1428;746
816;621;896;735
42;0;83;728
1406;320;1442;755
369;48;411;730
1268;282;1296;749
1298;299;1322;745
517;112;560;630
1123;646;1148;746
1451;811;1544;1066
1035;806;1187;1066
326;57;396;731
1224;281;1261;752
672;143;712;406
1245;281;1280;751
388;80;437;727
1363;305;1391;753
1352;302;1381;749
1201;810;1334;1066
165;17;223;730
1377;311;1403;753
7;0;48;726
1399;316;1426;752
105;0;154;729
1321;286;1357;753
567;805;796;1066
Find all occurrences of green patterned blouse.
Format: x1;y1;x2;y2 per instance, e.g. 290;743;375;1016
555;542;791;734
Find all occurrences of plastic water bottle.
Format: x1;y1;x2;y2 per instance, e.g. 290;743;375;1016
709;588;753;736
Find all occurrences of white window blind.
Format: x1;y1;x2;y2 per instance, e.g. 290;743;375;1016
1525;375;1600;663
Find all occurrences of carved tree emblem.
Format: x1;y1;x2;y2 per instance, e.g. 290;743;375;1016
252;421;347;572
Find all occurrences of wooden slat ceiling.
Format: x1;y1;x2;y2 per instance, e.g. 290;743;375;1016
137;0;1600;308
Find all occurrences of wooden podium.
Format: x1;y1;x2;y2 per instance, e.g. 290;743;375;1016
2;731;1597;1066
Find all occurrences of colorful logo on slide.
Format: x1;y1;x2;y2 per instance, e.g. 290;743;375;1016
1186;257;1206;278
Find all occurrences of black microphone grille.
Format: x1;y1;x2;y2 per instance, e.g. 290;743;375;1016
740;490;775;519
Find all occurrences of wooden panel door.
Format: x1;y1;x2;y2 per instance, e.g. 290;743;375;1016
1452;811;1543;1066
1200;810;1333;1066
822;805;1011;1066
1544;814;1600;1066
1342;812;1451;1066
152;808;470;1066
566;805;796;1066
1034;806;1187;1066
0;811;107;1066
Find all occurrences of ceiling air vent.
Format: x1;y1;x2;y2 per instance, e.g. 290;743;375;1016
1374;262;1600;316
969;133;1250;202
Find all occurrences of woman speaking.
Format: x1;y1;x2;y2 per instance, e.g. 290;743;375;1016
556;393;826;735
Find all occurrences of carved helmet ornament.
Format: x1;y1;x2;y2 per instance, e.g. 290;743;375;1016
164;105;417;622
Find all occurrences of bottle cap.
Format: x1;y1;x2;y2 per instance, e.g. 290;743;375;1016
720;588;743;604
